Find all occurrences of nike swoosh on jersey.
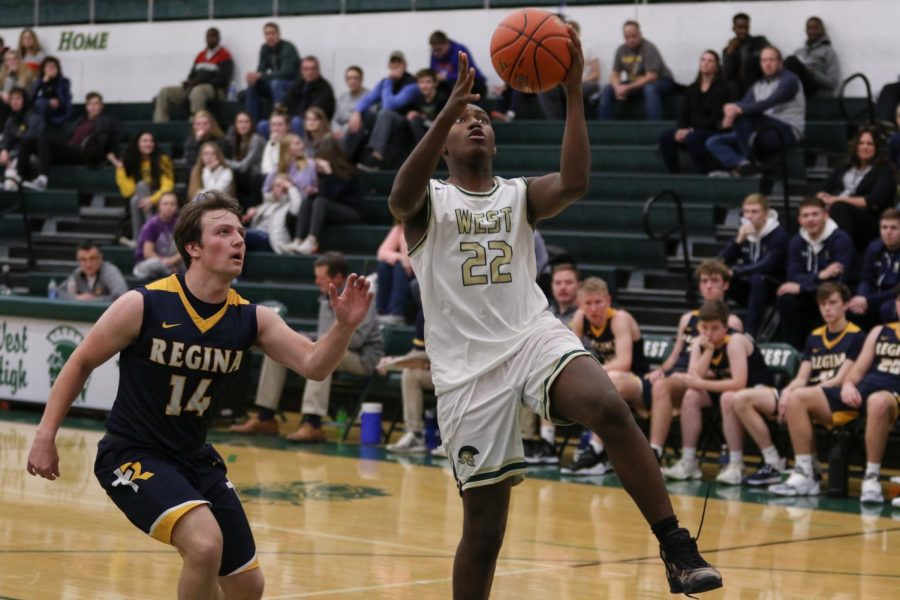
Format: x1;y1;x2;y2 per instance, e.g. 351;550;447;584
162;322;181;329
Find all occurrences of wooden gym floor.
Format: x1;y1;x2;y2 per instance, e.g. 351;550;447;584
1;409;899;599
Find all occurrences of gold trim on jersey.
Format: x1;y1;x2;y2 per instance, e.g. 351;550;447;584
711;335;732;368
588;308;617;339
438;177;500;197
145;275;249;334
812;322;861;351
407;184;432;257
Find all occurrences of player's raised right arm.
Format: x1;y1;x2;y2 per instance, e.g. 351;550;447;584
388;51;480;222
27;291;144;480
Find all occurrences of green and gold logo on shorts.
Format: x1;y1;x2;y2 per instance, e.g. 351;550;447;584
458;445;480;467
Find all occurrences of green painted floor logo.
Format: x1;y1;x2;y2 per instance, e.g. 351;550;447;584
238;481;389;506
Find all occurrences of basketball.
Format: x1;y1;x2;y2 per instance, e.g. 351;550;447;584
490;8;572;94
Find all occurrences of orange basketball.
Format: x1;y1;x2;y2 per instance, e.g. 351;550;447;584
490;8;572;94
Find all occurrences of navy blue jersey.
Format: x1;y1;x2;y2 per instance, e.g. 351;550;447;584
671;310;700;372
860;322;900;391
802;322;865;385
105;274;258;455
709;331;774;387
581;309;649;375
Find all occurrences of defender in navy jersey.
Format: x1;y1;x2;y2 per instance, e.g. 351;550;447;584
648;260;742;463
388;35;720;598
662;300;774;485
838;290;900;506
27;192;373;600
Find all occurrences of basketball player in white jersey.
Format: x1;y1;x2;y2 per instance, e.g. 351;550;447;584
388;27;722;598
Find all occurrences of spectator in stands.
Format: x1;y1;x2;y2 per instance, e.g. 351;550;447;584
784;17;840;98
849;209;900;326
182;110;229;168
261;111;289;176
344;51;419;165
231;252;383;440
187;141;234;200
647;261;744;464
777;197;855;349
489;85;530;123
662;300;774;483
406;69;448;145
132;191;182;280
290;135;362;255
332;66;368;139
303;106;332;152
0;87;43;189
114;131;175;244
721;13;769;97
561;277;649;475
737;284;863;492
243;173;299;254
153;27;233;123
0;37;7;58
17;29;44;74
225;111;265;207
0;50;35;124
658;50;728;174
537;20;601;120
375;221;413;326
14;91;123;192
706;46;805;177
719;193;789;338
549;263;580;326
244;22;300;122
835;291;900;506
599;20;675;121
382;308;433;454
274;56;335;136
817;127;896;254
57;241;128;303
262;133;316;197
31;56;71;127
429;30;487;98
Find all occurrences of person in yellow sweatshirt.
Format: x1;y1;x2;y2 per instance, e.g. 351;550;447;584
113;130;174;245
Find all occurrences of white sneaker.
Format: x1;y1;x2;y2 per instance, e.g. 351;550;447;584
295;237;318;255
22;174;47;191
430;443;448;458
769;466;820;496
891;496;900;509
3;169;19;190
661;457;702;480
860;475;884;504
716;461;745;485
386;431;426;454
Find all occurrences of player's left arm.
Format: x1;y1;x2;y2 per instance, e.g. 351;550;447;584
526;26;589;224
604;311;634;372
255;274;373;381
842;327;879;393
701;335;750;393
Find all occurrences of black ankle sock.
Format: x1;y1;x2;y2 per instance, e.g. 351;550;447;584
651;516;680;544
304;414;322;428
258;408;275;422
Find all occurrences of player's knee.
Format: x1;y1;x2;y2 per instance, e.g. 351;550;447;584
466;521;506;559
867;393;895;421
186;529;224;569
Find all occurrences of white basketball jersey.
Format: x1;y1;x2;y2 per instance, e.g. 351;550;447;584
409;177;555;395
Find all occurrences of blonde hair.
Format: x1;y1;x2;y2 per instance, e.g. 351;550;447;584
277;133;308;175
578;277;609;297
188;142;231;200
742;193;769;211
192;110;225;139
0;50;34;90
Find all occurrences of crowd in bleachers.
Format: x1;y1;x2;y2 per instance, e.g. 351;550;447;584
3;7;900;508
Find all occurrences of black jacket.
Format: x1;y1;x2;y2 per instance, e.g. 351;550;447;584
281;77;336;120
822;161;897;214
677;79;729;131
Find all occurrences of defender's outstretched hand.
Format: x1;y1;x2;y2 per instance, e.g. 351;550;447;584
563;24;585;92
443;52;481;119
330;273;373;328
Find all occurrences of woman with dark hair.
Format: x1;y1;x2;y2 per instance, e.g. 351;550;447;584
225;111;265;207
114;131;174;244
817;126;897;253
658;50;729;174
0;86;44;189
302;106;332;152
285;132;361;255
32;56;72;125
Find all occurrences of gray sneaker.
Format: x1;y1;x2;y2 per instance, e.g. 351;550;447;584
386;431;426;454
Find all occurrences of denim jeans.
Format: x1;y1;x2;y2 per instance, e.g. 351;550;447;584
598;77;675;120
244;77;294;122
706;114;796;169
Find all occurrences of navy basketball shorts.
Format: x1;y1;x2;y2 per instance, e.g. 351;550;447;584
94;435;258;576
